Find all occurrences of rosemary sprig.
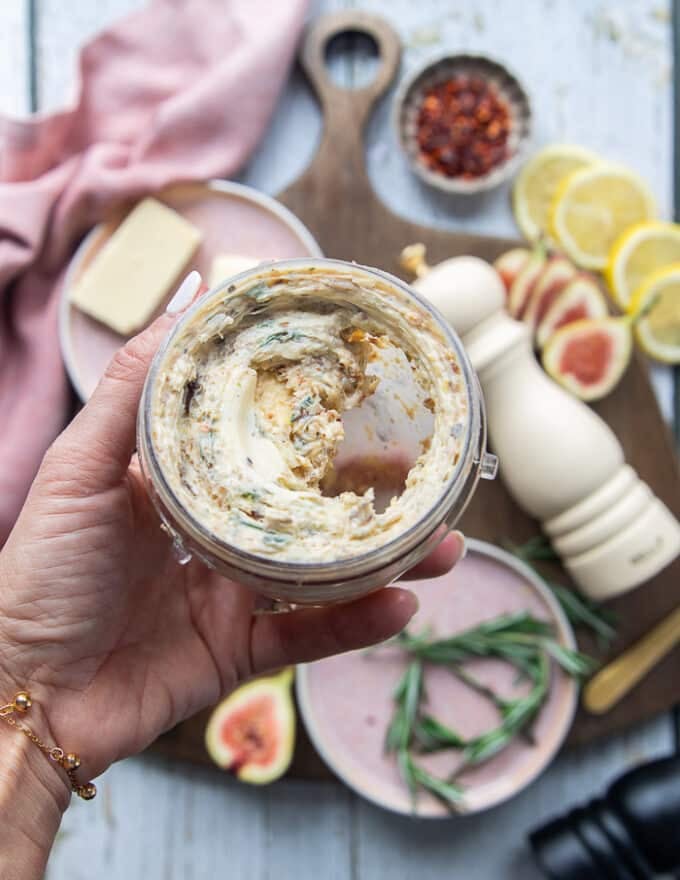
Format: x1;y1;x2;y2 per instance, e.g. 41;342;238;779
384;661;423;754
385;612;597;811
460;652;549;766
397;612;596;680
398;749;465;809
505;535;618;648
413;715;467;752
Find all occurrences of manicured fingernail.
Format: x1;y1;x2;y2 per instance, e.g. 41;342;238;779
402;590;420;621
452;530;467;560
166;271;202;315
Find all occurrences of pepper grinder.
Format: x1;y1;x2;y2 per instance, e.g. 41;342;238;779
529;754;680;879
402;247;680;600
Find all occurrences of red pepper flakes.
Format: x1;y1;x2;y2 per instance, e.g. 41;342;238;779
415;75;511;179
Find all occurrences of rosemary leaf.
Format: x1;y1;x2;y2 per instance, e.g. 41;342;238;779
541;639;599;679
505;535;618;648
546;582;617;648
505;535;559;562
384;661;423;754
399;750;465;810
413;715;467;752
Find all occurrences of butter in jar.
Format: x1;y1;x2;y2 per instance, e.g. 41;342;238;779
137;259;496;604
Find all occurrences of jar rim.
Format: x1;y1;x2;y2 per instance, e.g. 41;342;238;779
138;258;485;580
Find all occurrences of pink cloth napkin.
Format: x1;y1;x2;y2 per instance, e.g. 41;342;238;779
0;0;308;543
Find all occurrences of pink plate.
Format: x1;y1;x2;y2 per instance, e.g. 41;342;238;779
58;180;322;401
296;539;578;818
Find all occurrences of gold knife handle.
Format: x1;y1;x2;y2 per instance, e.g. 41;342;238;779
583;605;680;714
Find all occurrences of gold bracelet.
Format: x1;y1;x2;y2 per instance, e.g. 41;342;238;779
0;692;96;801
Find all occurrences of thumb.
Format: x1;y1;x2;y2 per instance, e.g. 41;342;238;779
49;271;203;490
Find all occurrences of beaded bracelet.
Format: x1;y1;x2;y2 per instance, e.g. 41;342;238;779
0;692;96;801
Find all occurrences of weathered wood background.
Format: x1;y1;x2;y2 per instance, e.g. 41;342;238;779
1;1;677;878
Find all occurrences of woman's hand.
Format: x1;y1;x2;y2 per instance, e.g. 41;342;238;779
0;286;464;794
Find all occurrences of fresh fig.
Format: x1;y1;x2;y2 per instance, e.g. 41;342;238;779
542;317;632;401
205;667;295;784
493;248;530;295
536;276;609;349
522;255;577;334
507;248;548;318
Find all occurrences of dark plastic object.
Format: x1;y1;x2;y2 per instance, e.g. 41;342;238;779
529;755;680;879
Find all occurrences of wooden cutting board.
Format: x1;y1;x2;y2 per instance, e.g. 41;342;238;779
153;11;680;777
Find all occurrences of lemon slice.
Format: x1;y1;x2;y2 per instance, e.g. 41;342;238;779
550;163;656;270
630;263;680;364
512;144;598;242
605;221;680;310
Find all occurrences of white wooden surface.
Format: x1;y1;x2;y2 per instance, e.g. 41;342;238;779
0;1;676;878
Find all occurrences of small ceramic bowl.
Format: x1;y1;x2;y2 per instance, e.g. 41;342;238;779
296;539;577;818
393;53;532;195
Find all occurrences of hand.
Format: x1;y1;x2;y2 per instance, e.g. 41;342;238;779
0;292;465;792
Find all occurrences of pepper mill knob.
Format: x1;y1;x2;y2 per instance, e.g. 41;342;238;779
404;247;680;600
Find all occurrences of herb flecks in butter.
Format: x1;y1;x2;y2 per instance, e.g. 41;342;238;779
150;267;468;564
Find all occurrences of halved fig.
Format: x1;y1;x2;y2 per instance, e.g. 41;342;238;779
508;249;548;318
205;667;295;784
536;276;609;349
522;256;577;334
542;317;632;401
493;248;530;295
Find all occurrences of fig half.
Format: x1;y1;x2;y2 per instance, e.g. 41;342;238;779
522;255;577;335
536;276;609;349
542;317;632;401
493;247;530;295
507;249;548;318
205;667;295;784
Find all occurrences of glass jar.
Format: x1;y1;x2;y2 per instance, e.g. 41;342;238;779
138;258;497;605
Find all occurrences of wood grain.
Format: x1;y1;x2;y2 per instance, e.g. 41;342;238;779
155;8;680;777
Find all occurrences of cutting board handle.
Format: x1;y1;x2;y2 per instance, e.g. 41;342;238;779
296;11;401;188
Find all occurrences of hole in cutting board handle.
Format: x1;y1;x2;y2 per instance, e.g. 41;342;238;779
323;29;381;91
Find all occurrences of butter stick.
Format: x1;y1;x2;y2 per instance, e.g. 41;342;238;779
209;254;260;288
69;198;202;336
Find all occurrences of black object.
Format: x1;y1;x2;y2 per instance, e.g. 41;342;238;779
529;755;680;879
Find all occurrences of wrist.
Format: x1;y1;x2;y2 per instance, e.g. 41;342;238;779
0;704;69;879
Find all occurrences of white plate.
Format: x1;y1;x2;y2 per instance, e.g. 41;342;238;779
58;180;322;401
296;538;578;818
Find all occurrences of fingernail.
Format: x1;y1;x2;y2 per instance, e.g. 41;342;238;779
166;271;202;315
402;590;420;623
452;530;467;560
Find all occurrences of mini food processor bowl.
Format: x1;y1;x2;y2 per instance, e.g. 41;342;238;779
138;259;497;605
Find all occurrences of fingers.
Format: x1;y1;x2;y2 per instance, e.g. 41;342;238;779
52;272;203;489
249;587;419;675
400;530;466;581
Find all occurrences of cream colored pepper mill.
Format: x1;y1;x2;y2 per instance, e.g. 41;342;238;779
402;245;680;601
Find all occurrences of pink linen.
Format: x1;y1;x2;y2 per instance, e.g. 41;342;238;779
0;0;308;543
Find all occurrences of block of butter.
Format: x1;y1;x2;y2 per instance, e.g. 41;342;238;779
209;254;260;288
69;198;202;336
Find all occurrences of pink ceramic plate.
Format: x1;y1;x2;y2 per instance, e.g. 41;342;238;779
296;539;578;818
58;180;322;401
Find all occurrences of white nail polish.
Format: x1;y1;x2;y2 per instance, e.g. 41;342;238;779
166;271;202;315
452;530;467;560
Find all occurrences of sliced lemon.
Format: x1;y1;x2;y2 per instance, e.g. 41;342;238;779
512;144;598;243
550;163;656;270
630;263;680;364
605;221;680;310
